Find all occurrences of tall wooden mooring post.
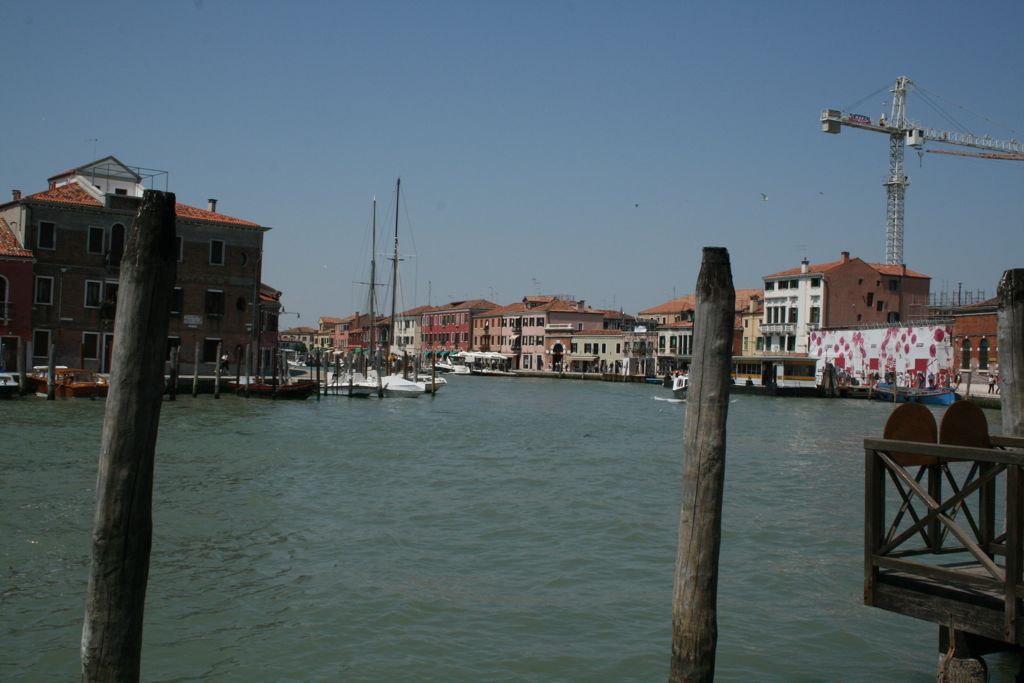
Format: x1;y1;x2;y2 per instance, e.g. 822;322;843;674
80;190;177;681
670;247;734;682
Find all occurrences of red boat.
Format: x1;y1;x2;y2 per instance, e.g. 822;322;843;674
227;378;317;400
28;367;108;399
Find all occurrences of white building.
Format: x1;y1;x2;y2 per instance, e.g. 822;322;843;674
761;258;823;354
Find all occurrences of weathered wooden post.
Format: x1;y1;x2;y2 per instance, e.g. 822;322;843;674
315;351;321;401
234;345;242;387
22;340;32;394
81;189;177;682
999;269;1023;437
242;344;250;396
47;343;57;400
168;346;178;401
669;247;734;683
15;337;24;397
214;341;222;399
191;342;200;397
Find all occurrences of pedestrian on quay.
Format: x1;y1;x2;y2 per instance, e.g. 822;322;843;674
988;373;996;394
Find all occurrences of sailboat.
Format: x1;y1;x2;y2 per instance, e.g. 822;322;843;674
377;177;429;396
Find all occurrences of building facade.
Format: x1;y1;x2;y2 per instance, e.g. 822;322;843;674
0;215;34;370
0;156;272;374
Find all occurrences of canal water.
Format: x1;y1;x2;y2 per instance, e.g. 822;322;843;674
1;377;1014;681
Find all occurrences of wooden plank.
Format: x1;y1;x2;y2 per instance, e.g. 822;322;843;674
991;435;1024;450
875;556;1003;592
1005;465;1022;642
865;445;885;604
670;247;734;683
872;580;1008;643
81;189;177;681
865;439;1024;466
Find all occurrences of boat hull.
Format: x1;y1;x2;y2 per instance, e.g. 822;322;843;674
228;380;317;399
870;383;958;406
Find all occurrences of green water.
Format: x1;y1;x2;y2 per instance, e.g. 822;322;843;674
0;377;1015;681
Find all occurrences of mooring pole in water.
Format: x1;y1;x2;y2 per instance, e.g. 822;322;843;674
81;189;176;682
999;268;1023;437
168;346;178;401
669;247;734;683
15;337;24;397
243;344;250;396
235;346;242;388
192;342;200;398
213;341;222;399
46;343;56;400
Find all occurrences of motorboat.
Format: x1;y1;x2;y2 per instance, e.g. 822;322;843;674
671;373;688;399
870;382;958;406
27;366;108;399
0;372;20;398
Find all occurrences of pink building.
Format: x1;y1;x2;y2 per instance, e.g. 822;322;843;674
421;299;497;357
518;298;604;371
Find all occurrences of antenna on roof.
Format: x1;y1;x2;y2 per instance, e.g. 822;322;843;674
87;138;98;158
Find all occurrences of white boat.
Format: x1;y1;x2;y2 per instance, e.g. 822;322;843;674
0;372;20;398
416;373;447;392
379;373;425;398
671;373;688;399
326;369;377;397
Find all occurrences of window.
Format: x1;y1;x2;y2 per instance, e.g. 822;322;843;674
170;287;183;315
866;292;874;306
205;289;224;317
88;227;105;254
102;281;119;319
979;339;989;370
108;224;125;264
0;275;7;319
82;332;100;360
202;338;222;363
789;307;798;324
876;301;883;312
887;312;900;323
616;343;621;353
778;280;788;290
601;344;606;353
85;280;103;308
210;240;225;265
888;279;899;292
765;281;774;290
37;222;55;249
810;278;821;288
32;329;51;357
786;336;796;352
571;343;578;353
35;276;54;305
756;337;765;351
961;340;971;369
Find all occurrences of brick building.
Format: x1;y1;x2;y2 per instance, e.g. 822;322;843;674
0;156;273;374
951;297;998;376
0;216;34;370
421;299;497;356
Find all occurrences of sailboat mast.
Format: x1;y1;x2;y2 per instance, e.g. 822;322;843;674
389;178;400;354
369;197;377;361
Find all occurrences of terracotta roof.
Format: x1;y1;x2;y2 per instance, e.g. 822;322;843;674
478;302;528;316
640;288;761;316
28;183;102;206
175;202;261;227
319;316;343;324
764;258;847;279
0;218;32;258
869;263;929;279
282;326;317;335
24;180;262;228
534;300;600;313
398;304;436;317
432;299;498;312
660;320;694;330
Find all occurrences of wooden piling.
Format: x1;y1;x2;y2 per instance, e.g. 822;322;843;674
315;352;321;401
47;343;56;400
15;337;24;397
998;268;1023;437
22;340;32;394
192;342;200;398
243;344;250;397
234;346;242;387
669;247;735;683
168;346;178;401
214;341;222;399
81;189;177;682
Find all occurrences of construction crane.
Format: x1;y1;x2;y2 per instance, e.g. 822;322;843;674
821;75;1024;265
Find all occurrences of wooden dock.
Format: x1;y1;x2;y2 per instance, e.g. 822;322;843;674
864;406;1024;665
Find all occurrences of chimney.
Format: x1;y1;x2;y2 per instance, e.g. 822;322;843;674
208;198;218;213
11;189;21;201
901;264;906;276
800;257;809;274
840;251;850;263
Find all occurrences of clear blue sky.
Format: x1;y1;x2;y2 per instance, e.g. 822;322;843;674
4;0;1022;318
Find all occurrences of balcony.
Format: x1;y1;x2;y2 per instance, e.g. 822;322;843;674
761;322;796;334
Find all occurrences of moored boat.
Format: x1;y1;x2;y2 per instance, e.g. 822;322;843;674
869;382;958;405
27;367;108;399
671;373;688;399
228;377;317;399
0;372;21;398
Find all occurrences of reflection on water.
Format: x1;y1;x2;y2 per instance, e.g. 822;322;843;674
0;380;1011;681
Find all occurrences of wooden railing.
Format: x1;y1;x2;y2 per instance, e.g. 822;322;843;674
864;435;1024;644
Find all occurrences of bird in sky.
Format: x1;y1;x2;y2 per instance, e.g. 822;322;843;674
760;193;768;201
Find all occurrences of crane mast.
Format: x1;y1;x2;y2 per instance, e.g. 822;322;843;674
821;75;1024;266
